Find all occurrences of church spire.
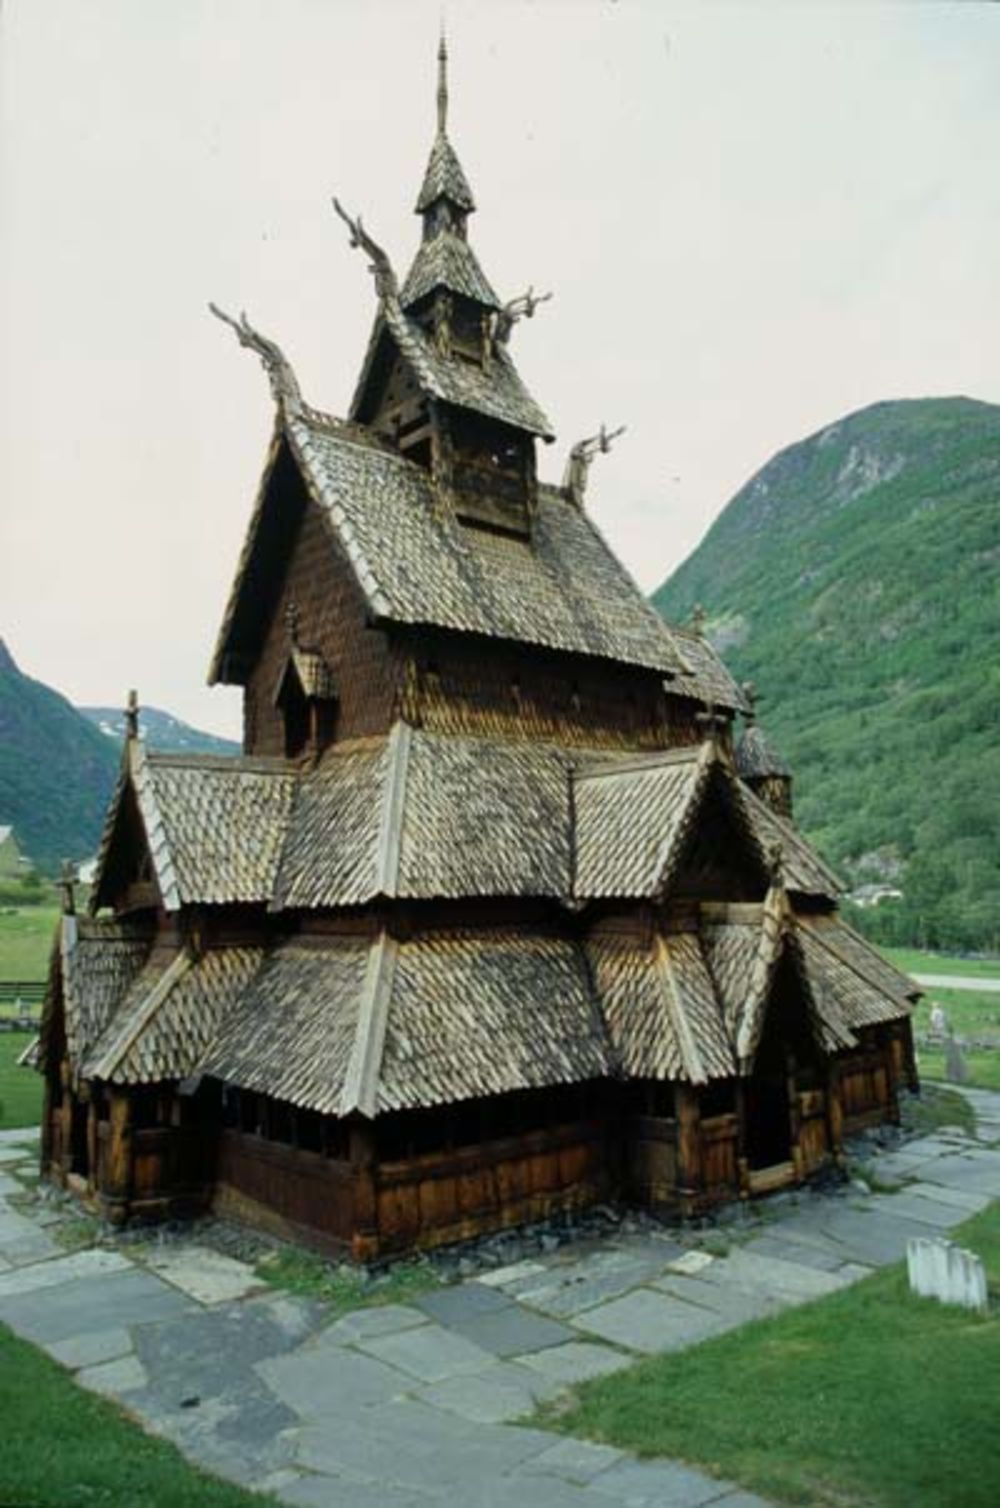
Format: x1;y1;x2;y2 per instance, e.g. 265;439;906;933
415;37;476;226
437;29;449;136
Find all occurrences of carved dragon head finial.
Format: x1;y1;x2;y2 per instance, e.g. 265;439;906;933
494;287;554;346
208;303;303;416
742;680;757;723
331;198;399;305
562;424;626;508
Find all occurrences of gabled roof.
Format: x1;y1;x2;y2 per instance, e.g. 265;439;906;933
83;945;265;1085
734;782;844;897
587;928;736;1085
400;232;500;310
39;915;151;1075
354;299;554;438
275;646;336;704
574;745;716;900
90;740;297;913
274;728;572;908
279;415;689;677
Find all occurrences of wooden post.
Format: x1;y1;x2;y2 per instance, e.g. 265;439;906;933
676;1085;702;1214
350;1120;380;1263
827;1063;845;1166
787;1054;804;1182
86;1100;98;1192
734;1080;750;1198
105;1090;133;1223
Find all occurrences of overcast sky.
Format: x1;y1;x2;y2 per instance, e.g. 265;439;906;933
2;0;998;739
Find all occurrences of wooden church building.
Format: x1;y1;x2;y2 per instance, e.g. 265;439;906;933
38;44;918;1260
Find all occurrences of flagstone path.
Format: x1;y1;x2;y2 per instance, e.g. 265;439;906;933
2;1090;999;1507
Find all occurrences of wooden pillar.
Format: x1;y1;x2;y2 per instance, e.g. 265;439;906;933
349;1120;379;1263
40;1076;55;1174
104;1090;133;1223
86;1100;99;1192
734;1080;750;1198
788;1054;804;1181
676;1085;702;1214
827;1062;845;1166
56;1060;73;1182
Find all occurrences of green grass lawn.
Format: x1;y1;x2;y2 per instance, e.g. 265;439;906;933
0;903;59;980
884;946;1000;980
0;1030;43;1129
0;1323;278;1508
256;1246;440;1315
547;1203;1000;1508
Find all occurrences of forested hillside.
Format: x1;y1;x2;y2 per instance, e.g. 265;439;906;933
0;640;119;872
653;397;1000;952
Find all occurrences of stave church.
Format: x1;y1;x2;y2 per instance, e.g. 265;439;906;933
37;42;919;1259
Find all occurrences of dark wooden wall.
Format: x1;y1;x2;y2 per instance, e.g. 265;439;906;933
243;496;401;755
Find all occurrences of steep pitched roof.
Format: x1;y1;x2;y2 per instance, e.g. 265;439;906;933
196;928;611;1117
43;916;151;1074
587;928;736;1085
354;299;553;437
281;416;687;675
83;945;265;1084
573;745;716;900
91;742;297;913
416;132;476;214
400;232;500;310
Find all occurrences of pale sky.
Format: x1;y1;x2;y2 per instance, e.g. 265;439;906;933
2;0;998;739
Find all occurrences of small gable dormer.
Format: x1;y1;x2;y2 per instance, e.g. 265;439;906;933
273;610;338;759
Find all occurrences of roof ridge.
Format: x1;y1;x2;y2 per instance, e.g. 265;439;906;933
654;742;719;898
654;933;708;1086
131;739;182;912
576;745;704;780
144;752;289;774
339;931;398;1117
734;882;792;1070
375;722;413;897
91;948;193;1082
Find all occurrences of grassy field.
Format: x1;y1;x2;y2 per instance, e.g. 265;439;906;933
884;946;1000;980
0;1323;278;1508
548;1202;1000;1508
0;902;59;981
0;1031;42;1129
910;985;1000;1093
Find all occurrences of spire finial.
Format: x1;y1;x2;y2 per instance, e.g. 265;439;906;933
742;680;757;724
437;28;449;135
125;689;139;741
285;599;300;646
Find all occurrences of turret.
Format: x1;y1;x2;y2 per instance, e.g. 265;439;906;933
735;683;793;818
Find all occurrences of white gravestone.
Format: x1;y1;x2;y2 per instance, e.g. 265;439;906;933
907;1236;987;1314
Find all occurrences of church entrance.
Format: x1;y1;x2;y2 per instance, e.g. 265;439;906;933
744;1065;792;1171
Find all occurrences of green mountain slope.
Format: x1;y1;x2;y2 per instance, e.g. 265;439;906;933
79;706;239;757
0;640;119;873
653;397;1000;952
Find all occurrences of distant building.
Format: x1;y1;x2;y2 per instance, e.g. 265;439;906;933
37;42;919;1259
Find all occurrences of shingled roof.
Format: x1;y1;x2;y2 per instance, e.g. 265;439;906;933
89;729;844;919
53;898;915;1110
400;232;500;310
208;414;700;683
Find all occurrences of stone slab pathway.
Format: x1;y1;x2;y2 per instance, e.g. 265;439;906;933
0;1091;998;1506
